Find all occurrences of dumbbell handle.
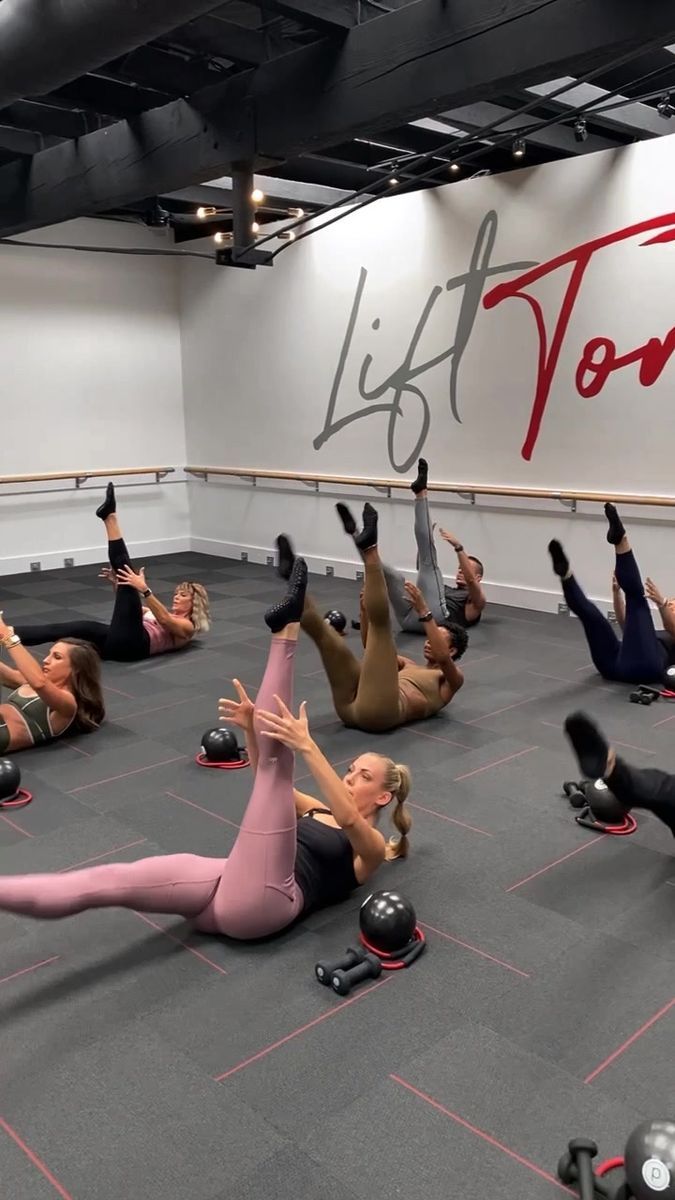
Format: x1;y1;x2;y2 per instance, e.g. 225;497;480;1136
315;947;364;984
568;1140;598;1200
332;954;382;995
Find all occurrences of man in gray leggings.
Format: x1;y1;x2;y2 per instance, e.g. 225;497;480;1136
383;458;486;634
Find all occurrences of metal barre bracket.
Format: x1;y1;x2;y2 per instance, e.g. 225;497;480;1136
456;491;476;505
370;485;392;497
155;470;170;483
557;496;577;512
238;475;257;486
299;479;320;492
75;475;89;488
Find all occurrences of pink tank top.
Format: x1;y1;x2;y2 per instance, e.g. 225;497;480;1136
143;613;179;656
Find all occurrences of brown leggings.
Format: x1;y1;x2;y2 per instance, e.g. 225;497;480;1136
301;560;403;732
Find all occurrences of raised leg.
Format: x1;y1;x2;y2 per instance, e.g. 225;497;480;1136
301;594;363;717
413;491;447;622
12;620;110;654
382;563;416;631
562;575;621;679
350;550;403;730
102;517;148;661
614;547;666;682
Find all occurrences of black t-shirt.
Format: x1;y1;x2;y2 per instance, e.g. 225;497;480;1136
444;586;482;628
294;811;358;914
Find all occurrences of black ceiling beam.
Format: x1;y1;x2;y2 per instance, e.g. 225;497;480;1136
107;44;226;98
265;0;357;32
4;0;675;236
162;15;271;66
0;0;247;112
0;125;59;156
0;100;89;139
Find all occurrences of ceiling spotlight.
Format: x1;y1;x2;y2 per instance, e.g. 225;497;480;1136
278;230;295;241
288;207;305;218
250;187;265;203
213;231;231;244
388;176;399;186
449;162;461;173
511;138;526;159
657;93;675;118
197;206;217;219
251;221;259;233
573;117;588;143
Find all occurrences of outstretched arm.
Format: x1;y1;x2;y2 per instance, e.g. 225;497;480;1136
646;578;675;639
219;680;258;772
0;617;77;719
0;660;24;689
116;566;193;640
403;582;464;697
439;529;486;617
256;698;386;873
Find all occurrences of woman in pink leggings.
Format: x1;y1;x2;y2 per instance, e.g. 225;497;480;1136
0;560;412;941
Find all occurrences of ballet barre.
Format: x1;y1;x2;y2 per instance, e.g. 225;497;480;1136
184;467;675;512
0;467;175;488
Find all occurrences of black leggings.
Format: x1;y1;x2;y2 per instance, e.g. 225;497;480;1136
608;758;675;838
563;550;667;683
15;539;150;662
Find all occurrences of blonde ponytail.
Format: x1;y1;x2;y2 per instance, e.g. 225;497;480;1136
381;760;412;860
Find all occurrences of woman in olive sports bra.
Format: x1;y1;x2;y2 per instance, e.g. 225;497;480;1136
0;613;104;753
277;502;468;734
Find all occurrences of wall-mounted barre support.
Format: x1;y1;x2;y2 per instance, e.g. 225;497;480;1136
456;491;476;505
557;497;577;513
300;479;320;492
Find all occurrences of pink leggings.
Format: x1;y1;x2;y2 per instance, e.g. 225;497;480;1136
0;638;305;940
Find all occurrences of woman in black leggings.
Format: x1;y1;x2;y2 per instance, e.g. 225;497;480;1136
548;504;667;685
15;484;210;663
565;711;675;838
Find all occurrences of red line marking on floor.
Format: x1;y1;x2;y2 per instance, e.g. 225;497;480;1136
0;812;33;838
214;977;390;1081
466;653;501;666
584;996;675;1084
419;921;530;979
527;670;574;684
62;741;92;758
0;956;60;988
166;790;240;829
68;754;187;793
389;1076;571;1194
652;711;675;728
103;683;135;699
541;721;656;756
506;837;603;893
239;640;269;654
467;696;540;724
408;801;493;837
132;911;228;976
0;1116;75;1200
453;745;538;781
113;694;208;723
407;727;473;751
58;839;148;872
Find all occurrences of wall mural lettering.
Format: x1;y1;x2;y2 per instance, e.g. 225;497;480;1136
315;208;675;471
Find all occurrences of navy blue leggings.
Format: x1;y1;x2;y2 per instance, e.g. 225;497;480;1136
563;550;667;683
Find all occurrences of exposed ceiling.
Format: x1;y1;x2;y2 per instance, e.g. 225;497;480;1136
2;1;675;260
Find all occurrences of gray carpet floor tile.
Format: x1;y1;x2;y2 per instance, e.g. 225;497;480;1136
0;552;673;1198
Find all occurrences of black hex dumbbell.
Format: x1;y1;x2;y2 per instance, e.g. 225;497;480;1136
563;781;588;809
558;1138;598;1200
315;947;365;986
331;952;382;996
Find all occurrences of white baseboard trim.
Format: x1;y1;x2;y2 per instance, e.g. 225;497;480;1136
189;536;613;616
0;536;192;577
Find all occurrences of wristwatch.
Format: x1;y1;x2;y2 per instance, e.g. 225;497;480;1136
2;633;21;648
418;611;434;623
454;544;464;553
142;588;152;599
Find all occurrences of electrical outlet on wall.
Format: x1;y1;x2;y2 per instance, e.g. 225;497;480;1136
30;561;41;572
325;566;334;576
240;552;248;563
64;557;74;568
355;570;364;582
557;602;569;615
266;555;274;566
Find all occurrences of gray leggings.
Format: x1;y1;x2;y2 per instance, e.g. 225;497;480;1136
383;496;448;632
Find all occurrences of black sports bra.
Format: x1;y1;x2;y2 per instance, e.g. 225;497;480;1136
294;809;358;914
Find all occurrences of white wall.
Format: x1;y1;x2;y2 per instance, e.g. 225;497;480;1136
1;219;189;575
180;135;675;613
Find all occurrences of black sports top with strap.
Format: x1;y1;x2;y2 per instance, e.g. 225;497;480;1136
444;585;481;628
294;809;359;914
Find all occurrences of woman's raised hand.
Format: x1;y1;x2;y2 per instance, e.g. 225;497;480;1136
256;695;312;752
218;679;255;731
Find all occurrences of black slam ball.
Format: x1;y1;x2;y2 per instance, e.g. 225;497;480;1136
0;758;21;802
625;1119;675;1200
324;610;347;635
583;779;627;825
200;727;241;763
359;890;417;954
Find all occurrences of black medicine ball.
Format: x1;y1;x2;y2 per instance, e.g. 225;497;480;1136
625;1119;675;1200
324;609;347;635
0;758;21;802
359;889;417;954
583;779;627;825
200;727;241;763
